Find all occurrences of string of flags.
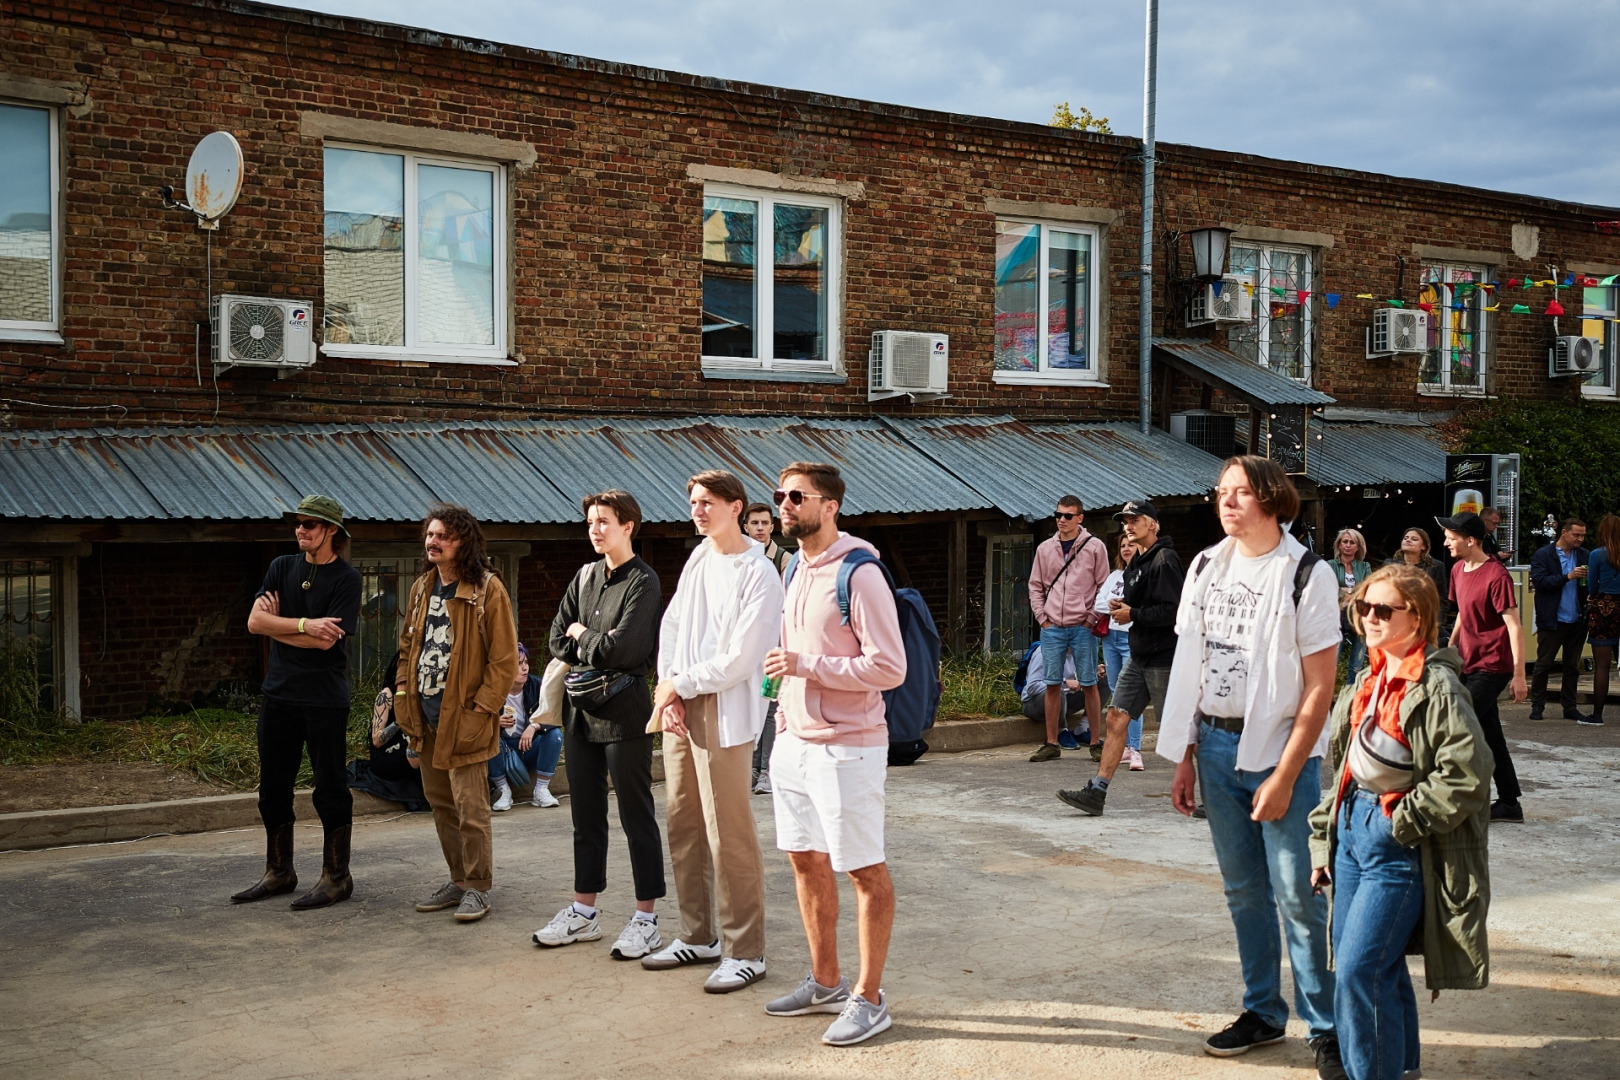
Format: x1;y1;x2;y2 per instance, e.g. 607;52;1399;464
1212;271;1619;317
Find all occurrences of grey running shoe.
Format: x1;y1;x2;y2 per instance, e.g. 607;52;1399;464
533;905;602;947
642;937;722;970
609;916;661;960
753;771;773;795
822;991;892;1046
453;889;490;922
704;956;767;994
1056;781;1107;816
765;973;852;1016
415;881;465;912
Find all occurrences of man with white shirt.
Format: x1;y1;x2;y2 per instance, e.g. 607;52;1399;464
1159;456;1346;1080
642;470;785;993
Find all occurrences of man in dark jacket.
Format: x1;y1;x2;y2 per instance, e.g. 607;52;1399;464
1528;518;1590;722
1057;500;1184;816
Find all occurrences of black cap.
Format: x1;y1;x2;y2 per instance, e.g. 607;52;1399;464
1435;512;1486;541
1115;499;1160;522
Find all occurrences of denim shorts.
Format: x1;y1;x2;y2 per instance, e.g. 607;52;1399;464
1041;624;1099;686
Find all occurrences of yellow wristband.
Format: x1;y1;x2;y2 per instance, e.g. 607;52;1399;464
298;617;307;634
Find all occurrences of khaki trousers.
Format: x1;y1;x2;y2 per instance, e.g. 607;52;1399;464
417;727;494;892
664;694;766;959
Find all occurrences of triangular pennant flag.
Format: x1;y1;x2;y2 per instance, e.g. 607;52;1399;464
1325;293;1341;308
1388;299;1406;307
1297;290;1311;304
1563;275;1575;286
1452;303;1464;311
1244;283;1254;294
1356;293;1375;300
1212;280;1224;296
1418;301;1434;312
1603;275;1619;286
1481;283;1496;291
1579;276;1598;287
1270;286;1285;297
1505;277;1521;288
1546;299;1565;316
1484;305;1500;312
1511;303;1531;313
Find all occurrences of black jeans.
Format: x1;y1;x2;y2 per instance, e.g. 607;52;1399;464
1463;671;1520;803
564;727;666;901
257;697;352;832
753;701;778;775
1531;621;1588;712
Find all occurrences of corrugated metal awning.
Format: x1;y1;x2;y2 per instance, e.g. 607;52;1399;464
1237;418;1448;487
1153;337;1335;407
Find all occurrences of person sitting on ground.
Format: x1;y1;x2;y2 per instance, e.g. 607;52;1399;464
1310;563;1493;1080
488;643;564;810
1020;647;1086;730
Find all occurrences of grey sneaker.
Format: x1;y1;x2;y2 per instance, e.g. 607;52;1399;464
822;991;891;1046
415;881;465;912
1056;781;1107;816
753;771;773;795
766;973;853;1016
453;889;490;922
533;905;602;947
609;916;662;960
704;956;767;993
642;937;722;970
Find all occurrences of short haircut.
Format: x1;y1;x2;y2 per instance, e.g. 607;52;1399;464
778;461;846;505
1334;528;1368;561
1560;516;1587;536
1597;514;1620;558
1219;455;1301;525
581;489;643;539
687;469;748;507
743;502;774;521
1349;563;1440;646
1057;494;1083;512
1480;506;1501;520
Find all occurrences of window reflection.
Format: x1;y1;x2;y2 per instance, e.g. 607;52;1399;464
1046;231;1090;370
0;104;53;325
417;165;494;346
702;196;757;358
994;221;1039;372
323;148;404;347
773;204;826;361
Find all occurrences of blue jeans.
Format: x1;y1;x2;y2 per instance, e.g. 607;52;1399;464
1099;632;1143;750
1333;789;1423;1080
1345;635;1368;683
1041;624;1099;686
1198;723;1335;1039
488;725;562;783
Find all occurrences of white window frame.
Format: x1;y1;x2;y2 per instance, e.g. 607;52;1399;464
319;142;510;366
0;99;62;344
1225;243;1314;382
699;183;843;378
1581;281;1619;399
992;217;1105;386
1417;261;1490;396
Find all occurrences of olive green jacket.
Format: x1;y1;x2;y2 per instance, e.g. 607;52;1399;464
1309;645;1495;991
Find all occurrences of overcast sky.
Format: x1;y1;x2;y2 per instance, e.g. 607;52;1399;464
296;0;1620;208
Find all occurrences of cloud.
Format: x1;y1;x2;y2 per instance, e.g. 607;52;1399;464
296;0;1620;206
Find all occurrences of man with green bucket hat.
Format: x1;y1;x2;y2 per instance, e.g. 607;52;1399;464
235;494;363;909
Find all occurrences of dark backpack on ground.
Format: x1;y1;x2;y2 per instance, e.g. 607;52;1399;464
1012;640;1042;696
783;549;942;764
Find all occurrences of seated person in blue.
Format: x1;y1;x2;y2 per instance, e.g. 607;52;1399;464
489;643;564;810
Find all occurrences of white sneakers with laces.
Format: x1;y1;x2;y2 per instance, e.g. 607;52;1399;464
609;916;662;960
531;781;560;808
532;905;601;947
703;956;766;994
491;779;513;812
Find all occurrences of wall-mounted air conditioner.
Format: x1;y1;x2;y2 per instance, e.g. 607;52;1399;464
1549;335;1602;376
212;294;316;376
869;331;949;402
1365;307;1428;358
1187;275;1253;325
1169;410;1238;458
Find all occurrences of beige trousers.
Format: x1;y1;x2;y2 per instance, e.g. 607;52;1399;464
664;694;767;958
416;727;494;893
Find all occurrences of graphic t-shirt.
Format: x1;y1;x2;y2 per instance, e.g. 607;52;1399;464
416;578;457;729
1449;557;1517;674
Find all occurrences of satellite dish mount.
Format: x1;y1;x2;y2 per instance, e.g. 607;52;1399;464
161;131;244;231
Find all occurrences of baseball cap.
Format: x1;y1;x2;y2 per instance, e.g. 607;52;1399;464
1435;511;1485;541
1114;499;1160;522
286;494;349;536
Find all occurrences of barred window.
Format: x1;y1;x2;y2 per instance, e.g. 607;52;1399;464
1226;244;1313;381
2;559;58;713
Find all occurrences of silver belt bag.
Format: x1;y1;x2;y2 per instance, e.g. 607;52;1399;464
1346;715;1414;795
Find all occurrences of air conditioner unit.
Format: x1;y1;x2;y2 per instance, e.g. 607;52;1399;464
212;294;316;375
1187;275;1253;325
1366;307;1428;357
868;330;949;402
1169;410;1238;458
1549;335;1602;376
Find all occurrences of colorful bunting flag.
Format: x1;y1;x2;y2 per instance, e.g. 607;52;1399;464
1418;301;1434;312
1270;286;1285;297
1484;305;1500;312
1603;275;1619;286
1511;304;1531;313
1325;293;1341;308
1505;277;1521;288
1388;299;1406;307
1356;293;1375;300
1546;299;1565;316
1297;290;1311;304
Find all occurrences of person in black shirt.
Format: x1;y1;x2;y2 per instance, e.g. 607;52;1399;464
234;494;362;910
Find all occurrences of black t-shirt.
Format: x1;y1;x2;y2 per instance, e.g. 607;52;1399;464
258;553;361;708
416;578;457;730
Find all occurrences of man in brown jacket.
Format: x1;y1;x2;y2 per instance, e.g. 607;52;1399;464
393;504;519;923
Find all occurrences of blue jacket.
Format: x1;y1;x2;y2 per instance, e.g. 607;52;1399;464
1529;542;1587;628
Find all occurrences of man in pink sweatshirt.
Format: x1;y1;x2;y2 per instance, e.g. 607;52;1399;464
762;461;906;1048
1026;494;1109;761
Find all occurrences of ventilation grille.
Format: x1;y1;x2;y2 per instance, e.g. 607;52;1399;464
229;302;287;362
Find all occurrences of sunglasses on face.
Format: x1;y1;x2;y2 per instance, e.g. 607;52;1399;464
1353;599;1409;622
773;489;828;507
1054;511;1077;521
294;519;326;531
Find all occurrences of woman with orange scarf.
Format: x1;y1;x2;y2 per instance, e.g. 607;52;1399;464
1309;564;1494;1080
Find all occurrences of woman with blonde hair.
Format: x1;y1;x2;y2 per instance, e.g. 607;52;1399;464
1310;563;1494;1080
1333;528;1373;680
1587;514;1620;726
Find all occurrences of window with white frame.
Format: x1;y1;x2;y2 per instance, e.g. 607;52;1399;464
1418;262;1489;393
701;186;840;374
321;145;507;363
0;102;60;340
1225;244;1312;380
1582;282;1618;398
993;219;1101;381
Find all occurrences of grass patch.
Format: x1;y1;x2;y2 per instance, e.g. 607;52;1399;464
938;651;1022;720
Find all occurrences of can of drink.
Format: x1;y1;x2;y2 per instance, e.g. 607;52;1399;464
761;674;782;699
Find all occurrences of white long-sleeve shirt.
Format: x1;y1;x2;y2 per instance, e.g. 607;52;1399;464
658;537;786;748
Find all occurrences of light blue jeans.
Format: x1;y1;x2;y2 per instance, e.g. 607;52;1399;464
1345;635;1369;683
1040;623;1099;686
488;725;562;785
1099;631;1143;750
1198;723;1336;1040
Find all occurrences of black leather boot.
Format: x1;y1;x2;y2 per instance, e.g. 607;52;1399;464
231;823;297;903
290;825;353;910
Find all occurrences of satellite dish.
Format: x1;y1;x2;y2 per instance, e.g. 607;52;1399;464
186;131;243;227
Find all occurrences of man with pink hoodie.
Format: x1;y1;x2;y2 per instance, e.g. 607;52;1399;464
762;461;907;1047
1027;494;1109;761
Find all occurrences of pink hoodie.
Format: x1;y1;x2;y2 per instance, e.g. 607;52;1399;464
779;533;908;747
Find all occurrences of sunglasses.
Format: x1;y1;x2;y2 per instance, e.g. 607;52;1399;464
294;519;327;531
1054;511;1077;521
1353;599;1409;622
773;489;829;507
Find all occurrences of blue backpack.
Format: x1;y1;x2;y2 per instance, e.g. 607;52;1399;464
783;548;942;746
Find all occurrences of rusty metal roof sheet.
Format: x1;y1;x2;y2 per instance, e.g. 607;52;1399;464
247;426;442;522
370;424;575;524
1306;421;1448;487
889;416;1225;520
0;429;167;520
1153;337;1335;407
96;429;301;521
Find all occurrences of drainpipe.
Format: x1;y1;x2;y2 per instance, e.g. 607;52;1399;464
1139;0;1158;435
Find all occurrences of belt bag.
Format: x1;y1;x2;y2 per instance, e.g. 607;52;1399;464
1346;717;1415;795
564;668;637;712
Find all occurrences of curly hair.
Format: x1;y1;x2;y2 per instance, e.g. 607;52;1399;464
421;503;498;584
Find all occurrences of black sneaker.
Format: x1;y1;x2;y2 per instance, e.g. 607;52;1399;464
1579;714;1605;727
1566;709;1597;724
1056;781;1107;816
1490;800;1524;823
1311;1033;1349;1080
1527;708;1545;721
1204;1010;1286;1057
1193;803;1207;820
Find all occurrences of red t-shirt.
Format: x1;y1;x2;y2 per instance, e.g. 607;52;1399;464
1449;557;1517;674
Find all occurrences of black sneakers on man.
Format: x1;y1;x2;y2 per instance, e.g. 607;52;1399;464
1310;1033;1349;1080
1056;780;1107;816
1203;1010;1286;1057
1490;799;1525;823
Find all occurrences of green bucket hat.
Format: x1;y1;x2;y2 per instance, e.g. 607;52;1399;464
286;494;349;536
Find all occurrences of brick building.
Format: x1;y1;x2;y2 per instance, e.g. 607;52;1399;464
2;0;1617;718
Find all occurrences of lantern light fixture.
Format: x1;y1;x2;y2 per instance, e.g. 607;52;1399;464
1188;226;1234;282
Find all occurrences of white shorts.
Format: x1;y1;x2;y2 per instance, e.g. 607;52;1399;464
770;730;886;873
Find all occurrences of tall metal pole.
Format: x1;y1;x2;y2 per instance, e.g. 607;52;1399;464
1138;0;1158;434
